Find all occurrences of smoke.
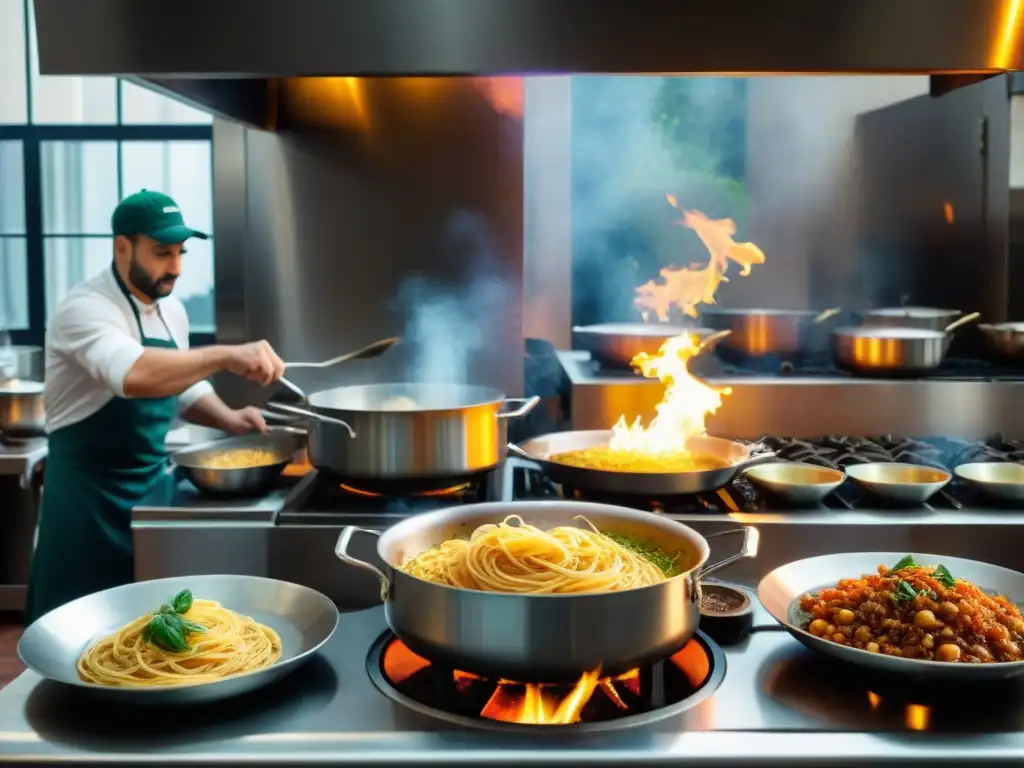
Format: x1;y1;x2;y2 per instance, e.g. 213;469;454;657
570;76;749;325
395;210;510;386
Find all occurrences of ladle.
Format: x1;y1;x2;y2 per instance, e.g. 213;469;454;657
285;336;400;369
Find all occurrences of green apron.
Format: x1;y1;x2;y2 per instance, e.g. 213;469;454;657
26;264;179;623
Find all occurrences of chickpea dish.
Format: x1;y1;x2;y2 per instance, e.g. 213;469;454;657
799;555;1024;663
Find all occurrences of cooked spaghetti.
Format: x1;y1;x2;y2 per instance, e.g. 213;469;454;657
200;448;282;470
550;446;728;474
77;597;283;687
800;555;1024;663
400;515;670;593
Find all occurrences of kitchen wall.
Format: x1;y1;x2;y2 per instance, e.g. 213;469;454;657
211;78;526;405
737;76;930;311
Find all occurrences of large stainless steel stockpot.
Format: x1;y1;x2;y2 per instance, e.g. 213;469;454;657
0;379;45;438
337;500;758;680
267;383;538;489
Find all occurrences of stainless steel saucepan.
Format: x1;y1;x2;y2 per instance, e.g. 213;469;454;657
0;379;45;438
698;307;842;357
509;429;776;496
858;306;963;331
266;383;538;490
977;322;1024;362
572;322;724;369
832;312;980;377
337;500;759;680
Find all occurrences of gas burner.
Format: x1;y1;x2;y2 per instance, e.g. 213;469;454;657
367;631;725;732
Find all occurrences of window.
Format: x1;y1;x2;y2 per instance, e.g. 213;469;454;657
570;76;748;326
0;0;215;346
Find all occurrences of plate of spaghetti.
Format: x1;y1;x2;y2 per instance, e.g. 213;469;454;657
758;552;1024;680
18;575;339;703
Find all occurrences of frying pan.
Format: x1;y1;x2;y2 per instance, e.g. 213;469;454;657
509;429;776;496
832;312;980;377
572;322;723;369
977;322;1024;362
758;552;1024;681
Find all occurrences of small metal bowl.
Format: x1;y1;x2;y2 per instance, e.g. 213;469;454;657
699;581;755;645
743;462;846;506
172;432;302;497
844;462;951;504
954;462;1024;503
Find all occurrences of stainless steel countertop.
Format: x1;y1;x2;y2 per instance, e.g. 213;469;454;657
0;439;47;485
1;603;1022;765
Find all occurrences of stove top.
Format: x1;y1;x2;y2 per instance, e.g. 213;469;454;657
577;350;1024;382
367;630;725;732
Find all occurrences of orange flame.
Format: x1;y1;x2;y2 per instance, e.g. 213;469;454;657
634;195;765;321
610;332;731;454
472;77;524;119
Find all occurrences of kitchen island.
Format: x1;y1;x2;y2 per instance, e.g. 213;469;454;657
0;604;1020;766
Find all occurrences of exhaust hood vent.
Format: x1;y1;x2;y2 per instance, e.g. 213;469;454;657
32;0;1024;127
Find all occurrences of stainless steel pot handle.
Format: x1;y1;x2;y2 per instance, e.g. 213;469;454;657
277;376;308;403
497;396;540;420
263;401;356;438
697;526;760;582
335;526;391;601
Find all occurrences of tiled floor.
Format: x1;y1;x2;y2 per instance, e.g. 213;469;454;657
0;613;25;690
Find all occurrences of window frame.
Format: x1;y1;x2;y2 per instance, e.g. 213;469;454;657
1;0;215;348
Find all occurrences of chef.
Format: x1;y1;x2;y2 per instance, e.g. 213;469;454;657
26;189;286;623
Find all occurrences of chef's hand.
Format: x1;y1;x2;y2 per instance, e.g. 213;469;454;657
222;406;268;435
224;340;285;387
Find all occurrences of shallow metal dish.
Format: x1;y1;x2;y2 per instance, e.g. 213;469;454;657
171;432;303;496
743;462;845;506
758;552;1024;681
18;574;339;704
954;462;1024;503
844;462;951;504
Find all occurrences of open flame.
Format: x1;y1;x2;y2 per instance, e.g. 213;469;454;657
634;195;765;321
609;333;730;454
606;194;761;457
382;638;709;726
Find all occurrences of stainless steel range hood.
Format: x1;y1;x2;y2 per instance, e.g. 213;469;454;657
32;0;1024;127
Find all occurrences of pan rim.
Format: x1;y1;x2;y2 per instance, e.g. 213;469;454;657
378;499;714;598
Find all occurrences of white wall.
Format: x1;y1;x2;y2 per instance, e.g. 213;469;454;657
736;76;930;310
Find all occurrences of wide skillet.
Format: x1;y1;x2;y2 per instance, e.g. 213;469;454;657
510;429;776;496
337;500;758;680
572;322;722;369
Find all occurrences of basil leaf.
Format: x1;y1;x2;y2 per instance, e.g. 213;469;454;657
142;622;154;643
171;589;193;614
159;603;174;614
156;614;190;652
891;555;916;572
178;618;207;634
933;564;956;589
893;579;918;602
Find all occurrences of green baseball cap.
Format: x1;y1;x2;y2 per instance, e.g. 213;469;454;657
111;189;209;244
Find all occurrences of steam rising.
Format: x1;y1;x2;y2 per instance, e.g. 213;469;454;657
396;210;510;386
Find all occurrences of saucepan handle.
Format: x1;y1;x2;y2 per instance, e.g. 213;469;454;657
264;401;356;438
505;442;544;470
497;396;541;420
335;527;391;601
695;526;761;587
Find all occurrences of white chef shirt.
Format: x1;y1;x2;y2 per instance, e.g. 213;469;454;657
44;267;214;433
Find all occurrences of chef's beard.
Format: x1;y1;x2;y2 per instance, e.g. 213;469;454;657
129;253;177;301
